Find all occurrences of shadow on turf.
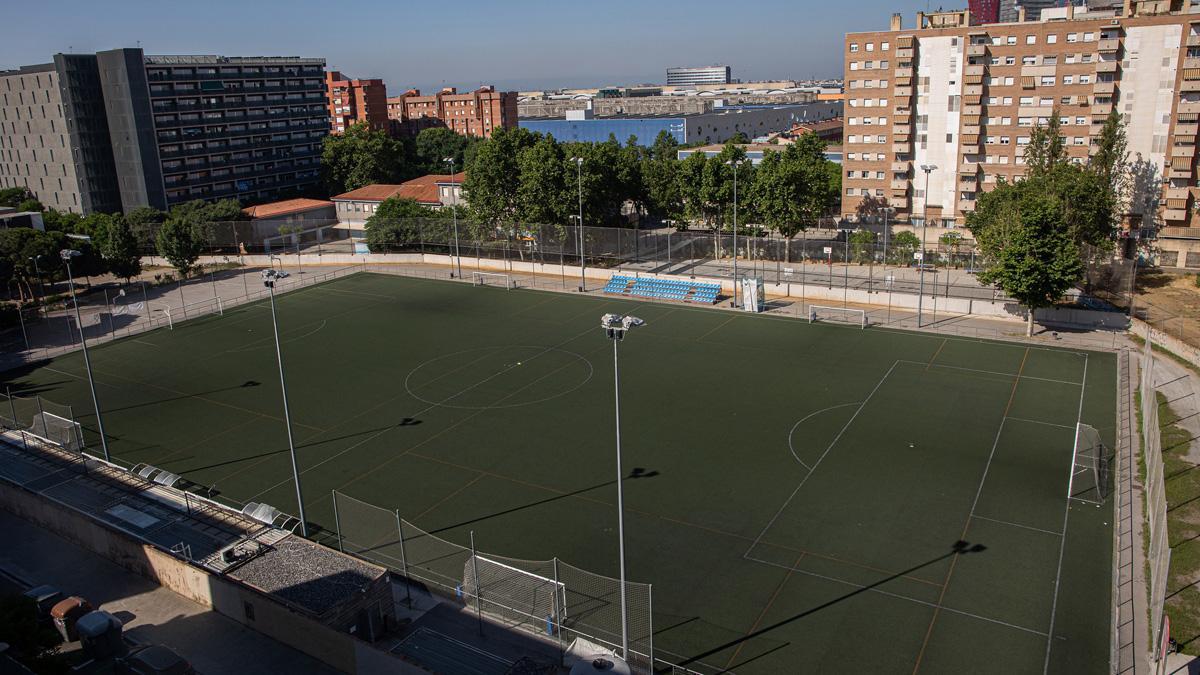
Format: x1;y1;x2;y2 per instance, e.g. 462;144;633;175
426;467;660;537
97;380;264;415
675;539;987;671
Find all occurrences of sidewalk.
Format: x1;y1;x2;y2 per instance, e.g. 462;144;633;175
0;509;339;675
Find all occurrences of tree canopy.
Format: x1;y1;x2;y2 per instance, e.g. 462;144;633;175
322;122;415;195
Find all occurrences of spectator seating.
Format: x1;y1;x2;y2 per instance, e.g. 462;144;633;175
602;275;720;304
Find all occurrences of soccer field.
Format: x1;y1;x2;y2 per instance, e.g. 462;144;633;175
4;272;1116;674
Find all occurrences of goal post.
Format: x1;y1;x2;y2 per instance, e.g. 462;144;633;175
1069;422;1109;505
471;272;515;290
808;305;867;329
28;411;85;452
462;555;566;633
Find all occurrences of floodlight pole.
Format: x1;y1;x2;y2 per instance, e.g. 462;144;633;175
446;156;462;279
574;157;585;292
601;314;642;661
918;165;936;328
264;272;308;537
727;159;742;308
62;250;109;463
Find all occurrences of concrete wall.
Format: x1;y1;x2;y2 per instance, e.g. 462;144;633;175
1134;317;1200;369
0;473;425;675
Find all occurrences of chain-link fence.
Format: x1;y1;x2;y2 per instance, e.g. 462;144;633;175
0;265;362;371
331;490;674;674
1141;337;1171;665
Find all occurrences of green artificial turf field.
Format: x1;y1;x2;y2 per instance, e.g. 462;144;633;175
3;272;1116;674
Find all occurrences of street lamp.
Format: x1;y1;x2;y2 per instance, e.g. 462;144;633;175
261;269;308;537
573;157;585;291
28;255;47;305
726;159;745;308
918;164;937;328
61;247;110;463
599;312;645;661
444;156;463;279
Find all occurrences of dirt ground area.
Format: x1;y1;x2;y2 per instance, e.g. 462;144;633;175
1135;269;1200;351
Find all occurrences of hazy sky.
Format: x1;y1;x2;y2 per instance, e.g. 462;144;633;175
2;0;931;92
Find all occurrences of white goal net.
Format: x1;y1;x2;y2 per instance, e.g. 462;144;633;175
1069;423;1109;505
28;412;85;452
471;272;515;290
462;555;565;631
808;305;867;329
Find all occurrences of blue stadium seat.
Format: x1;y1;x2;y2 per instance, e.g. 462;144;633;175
602;275;721;305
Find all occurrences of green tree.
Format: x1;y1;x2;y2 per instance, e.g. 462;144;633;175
975;192;1083;336
155;216;204;278
364;197;439;252
40;208;82;233
101;216;142;282
415;127;475;174
125;206;166;246
747;134;840;261
0;187;32;207
463;126;538;229
1024;109;1066;176
644;132;682;221
617;136;647;218
16;198;43;213
889;230;921;265
849;229;877;264
515;134;570;225
321;122;413;195
939;231;964;267
0;228;64;300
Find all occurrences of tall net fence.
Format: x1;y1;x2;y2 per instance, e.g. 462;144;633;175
1;389;85;454
332;490;664;673
1141;337;1171;663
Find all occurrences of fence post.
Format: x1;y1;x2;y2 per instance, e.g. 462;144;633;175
35;395;45;425
332;490;344;552
648;583;655;674
395;510;412;606
470;530;483;636
6;387;16;429
553;557;564;667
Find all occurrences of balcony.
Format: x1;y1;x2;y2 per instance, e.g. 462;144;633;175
894;113;912;125
890;179;910;190
962;124;982;137
960;163;981;175
893;142;912;153
1095;60;1120;74
1092;101;1114;116
958;199;977;213
965;64;985;77
1168;162;1194;178
963;104;983;117
1093;81;1116;95
892;160;912;173
1178;100;1200;115
1159;226;1200;238
963;94;982;106
1173;144;1197;159
891;186;909;198
1098;38;1120;53
1183;79;1200;93
893;87;914;98
1176;122;1199;137
894;67;914;78
962;84;984;97
967;44;987;57
897;47;914;59
1189;34;1200;47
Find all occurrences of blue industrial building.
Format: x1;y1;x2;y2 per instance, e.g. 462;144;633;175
519;101;842;147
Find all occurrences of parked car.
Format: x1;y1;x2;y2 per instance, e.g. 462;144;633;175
117;645;195;675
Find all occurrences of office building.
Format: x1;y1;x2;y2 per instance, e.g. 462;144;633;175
386;86;517;138
326;71;388;134
0;56;122;214
998;0;1072;23
666;66;733;86
840;3;1200;269
1;49;328;214
520;100;842;147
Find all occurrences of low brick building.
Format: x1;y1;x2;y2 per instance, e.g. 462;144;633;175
387;86;517;138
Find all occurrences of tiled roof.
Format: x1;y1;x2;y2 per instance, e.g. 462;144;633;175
333;173;465;205
241;198;333;219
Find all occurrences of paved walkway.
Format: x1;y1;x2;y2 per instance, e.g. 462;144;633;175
0;509;339;675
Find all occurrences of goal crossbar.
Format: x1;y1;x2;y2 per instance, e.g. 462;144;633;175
471;272;515;290
808;305;867;329
1069;422;1109;504
28;411;85;452
463;554;567;625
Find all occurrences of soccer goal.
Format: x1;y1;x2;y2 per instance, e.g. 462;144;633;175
471;272;515;290
462;555;566;633
1069;422;1110;505
808;305;868;329
27;412;85;452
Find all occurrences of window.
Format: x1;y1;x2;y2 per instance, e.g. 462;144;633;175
879;98;889;107
876;171;885;179
1081;54;1093;63
1073;136;1086;145
846;187;856;195
850;62;860;71
1007;36;1016;45
1063;75;1074;85
1067;33;1078;43
1005;56;1015;65
1047;34;1058;44
1017;136;1030;145
1004;77;1014;86
1066;54;1076;64
882;42;890;51
849;117;859;125
848;98;859;107
1041;76;1056;86
992;36;1003;46
1043;56;1057;66
1026;35;1037;45
1083;32;1095;42
848;135;858;143
866;43;875;52
1022;56;1037;65
847;152;858;161
1020;96;1034;105
1040;97;1054;106
991;57;1001;65
850;43;859;52
1080;74;1091;84
1018;117;1033;127
1000;136;1011;145
1075;116;1086;125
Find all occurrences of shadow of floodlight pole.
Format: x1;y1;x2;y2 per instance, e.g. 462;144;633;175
678;540;986;669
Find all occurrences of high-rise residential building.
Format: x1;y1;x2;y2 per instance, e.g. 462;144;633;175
666;66;733;87
0;56;122;214
969;0;1002;24
386;86;517;138
326;71;388;134
841;2;1200;269
998;0;1078;24
1;48;328;214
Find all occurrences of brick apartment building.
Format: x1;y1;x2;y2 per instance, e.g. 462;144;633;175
326;71;388;134
386;86;517;138
841;0;1200;269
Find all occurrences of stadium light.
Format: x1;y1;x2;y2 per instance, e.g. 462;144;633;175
261;269;309;537
918;165;937;328
444;156;463;279
599;312;645;660
572;156;585;292
60;247;109;463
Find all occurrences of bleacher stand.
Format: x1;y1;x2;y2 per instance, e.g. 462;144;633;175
602;275;720;304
